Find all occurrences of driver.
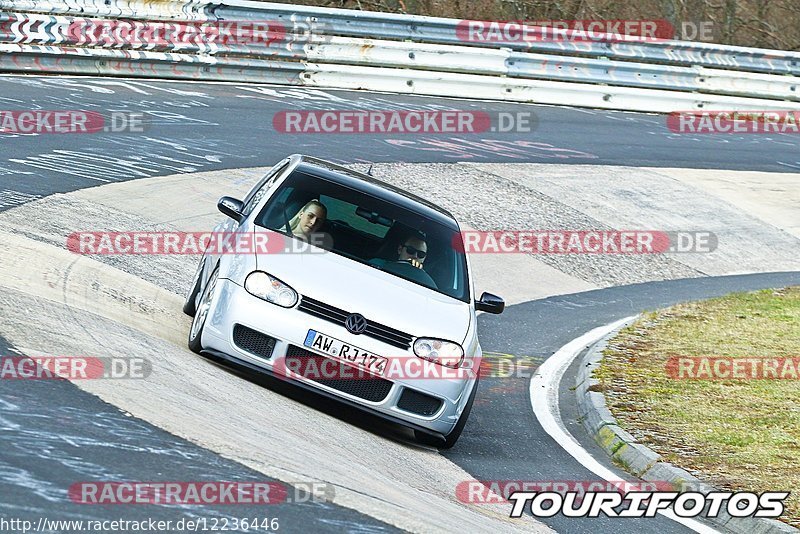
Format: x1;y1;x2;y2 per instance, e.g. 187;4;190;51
396;235;427;269
369;232;436;289
369;232;428;270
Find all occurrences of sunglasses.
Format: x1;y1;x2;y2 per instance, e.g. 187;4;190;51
402;245;427;259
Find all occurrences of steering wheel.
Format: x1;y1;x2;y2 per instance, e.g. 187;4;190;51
383;260;438;289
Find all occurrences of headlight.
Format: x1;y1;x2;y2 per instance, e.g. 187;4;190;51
413;338;464;368
245;271;298;308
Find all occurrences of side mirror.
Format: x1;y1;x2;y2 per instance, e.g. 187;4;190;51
218;196;244;222
475;292;505;314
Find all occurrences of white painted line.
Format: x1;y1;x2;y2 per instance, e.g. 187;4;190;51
529;317;720;533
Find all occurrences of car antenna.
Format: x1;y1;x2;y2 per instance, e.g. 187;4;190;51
367;163;374;176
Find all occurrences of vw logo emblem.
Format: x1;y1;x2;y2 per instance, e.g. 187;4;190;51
345;313;368;335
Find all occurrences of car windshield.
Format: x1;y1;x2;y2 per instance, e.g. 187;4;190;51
254;170;469;302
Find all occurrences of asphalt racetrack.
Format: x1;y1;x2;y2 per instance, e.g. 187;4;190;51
1;74;799;533
3;75;800;209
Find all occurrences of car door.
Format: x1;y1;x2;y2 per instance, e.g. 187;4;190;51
202;158;293;287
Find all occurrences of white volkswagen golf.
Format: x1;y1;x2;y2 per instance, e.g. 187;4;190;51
184;155;504;448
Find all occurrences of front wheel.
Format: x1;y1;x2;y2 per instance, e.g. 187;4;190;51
183;256;206;316
188;266;219;354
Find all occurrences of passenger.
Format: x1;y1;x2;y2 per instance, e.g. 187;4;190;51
289;199;327;243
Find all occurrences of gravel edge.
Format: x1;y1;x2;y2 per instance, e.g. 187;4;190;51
575;318;798;534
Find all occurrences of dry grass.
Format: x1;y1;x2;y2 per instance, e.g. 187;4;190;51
595;286;800;527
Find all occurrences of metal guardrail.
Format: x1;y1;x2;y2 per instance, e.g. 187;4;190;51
6;0;800;75
1;1;800;113
222;1;800;76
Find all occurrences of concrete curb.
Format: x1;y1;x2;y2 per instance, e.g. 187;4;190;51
576;316;798;534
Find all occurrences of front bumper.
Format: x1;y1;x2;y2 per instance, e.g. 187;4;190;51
201;278;477;437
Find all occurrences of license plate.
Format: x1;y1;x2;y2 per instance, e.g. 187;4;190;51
303;330;388;376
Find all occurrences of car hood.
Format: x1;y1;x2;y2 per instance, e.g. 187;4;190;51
254;228;471;345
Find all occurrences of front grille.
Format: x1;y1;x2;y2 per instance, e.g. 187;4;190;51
397;388;443;416
285;345;393;402
297;296;413;350
233;324;276;360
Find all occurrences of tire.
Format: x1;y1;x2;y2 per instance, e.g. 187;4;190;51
188;266;219;354
415;377;479;449
183;256;206;316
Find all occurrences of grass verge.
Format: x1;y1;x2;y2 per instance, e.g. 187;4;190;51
594;286;800;527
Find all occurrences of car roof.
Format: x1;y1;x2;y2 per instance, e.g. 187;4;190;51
295;156;460;231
